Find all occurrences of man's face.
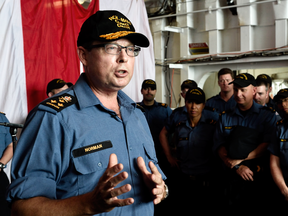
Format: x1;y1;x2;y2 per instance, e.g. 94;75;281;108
185;100;205;119
234;85;256;108
277;97;288;115
218;74;233;93
254;85;268;106
141;87;156;103
48;84;69;97
181;88;190;99
78;39;135;93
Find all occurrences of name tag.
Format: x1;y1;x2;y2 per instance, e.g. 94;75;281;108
72;140;113;158
224;126;234;130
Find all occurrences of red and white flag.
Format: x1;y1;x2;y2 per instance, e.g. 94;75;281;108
0;0;155;125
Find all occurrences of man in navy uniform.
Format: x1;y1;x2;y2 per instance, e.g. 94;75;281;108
206;68;237;113
269;88;288;212
137;79;172;215
214;73;276;214
7;10;167;216
137;79;172;159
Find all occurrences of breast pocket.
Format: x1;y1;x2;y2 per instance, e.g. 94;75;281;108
72;141;113;190
143;142;158;166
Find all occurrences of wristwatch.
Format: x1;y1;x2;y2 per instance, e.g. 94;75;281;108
233;165;240;170
0;162;6;169
163;184;169;199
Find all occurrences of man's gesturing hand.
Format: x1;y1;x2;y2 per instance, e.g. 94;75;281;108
137;157;166;205
87;154;134;214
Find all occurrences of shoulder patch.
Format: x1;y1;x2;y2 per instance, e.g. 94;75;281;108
277;119;284;125
136;104;145;112
262;106;275;113
176;121;186;127
41;94;76;112
206;119;217;125
159;103;168;108
219;109;233;116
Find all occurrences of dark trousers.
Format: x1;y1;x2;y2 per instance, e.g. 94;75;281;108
0;171;10;216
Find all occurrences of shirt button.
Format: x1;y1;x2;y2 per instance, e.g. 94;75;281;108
98;162;102;167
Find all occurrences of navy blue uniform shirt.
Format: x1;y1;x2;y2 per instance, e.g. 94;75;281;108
137;101;172;151
206;93;237;114
214;101;276;152
174;116;217;176
268;119;288;181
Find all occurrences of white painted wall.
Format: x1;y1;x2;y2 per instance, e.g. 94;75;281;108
148;0;288;108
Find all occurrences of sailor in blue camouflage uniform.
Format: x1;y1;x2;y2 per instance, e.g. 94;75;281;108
7;10;167;216
0;112;13;216
206;68;237;114
214;73;276;214
269;88;288;211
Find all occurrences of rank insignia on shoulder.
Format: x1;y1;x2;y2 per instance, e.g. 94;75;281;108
178;137;188;141
41;94;77;112
280;139;287;142
160;103;168;108
206;119;217;124
136;104;145;112
0;112;5;115
277;119;284;125
263;106;275;113
204;106;215;112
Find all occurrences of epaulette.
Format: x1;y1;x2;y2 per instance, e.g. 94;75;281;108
204;106;216;112
136;104;145;112
277;119;284;125
40;93;77;112
0;112;5;115
206;119;217;125
219;109;233;116
262;106;276;113
159;103;168;108
176;121;186;127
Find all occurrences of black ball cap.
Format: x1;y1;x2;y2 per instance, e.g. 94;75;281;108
77;10;150;48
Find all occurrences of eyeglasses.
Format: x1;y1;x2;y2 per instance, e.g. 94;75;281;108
89;43;141;57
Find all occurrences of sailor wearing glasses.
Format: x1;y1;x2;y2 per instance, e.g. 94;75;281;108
7;10;167;216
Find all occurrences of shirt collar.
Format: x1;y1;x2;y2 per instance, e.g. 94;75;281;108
74;73;136;110
234;101;261;116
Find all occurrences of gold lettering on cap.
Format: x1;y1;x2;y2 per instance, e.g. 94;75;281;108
85;144;103;153
190;89;202;95
145;80;155;85
236;74;248;80
109;15;131;30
